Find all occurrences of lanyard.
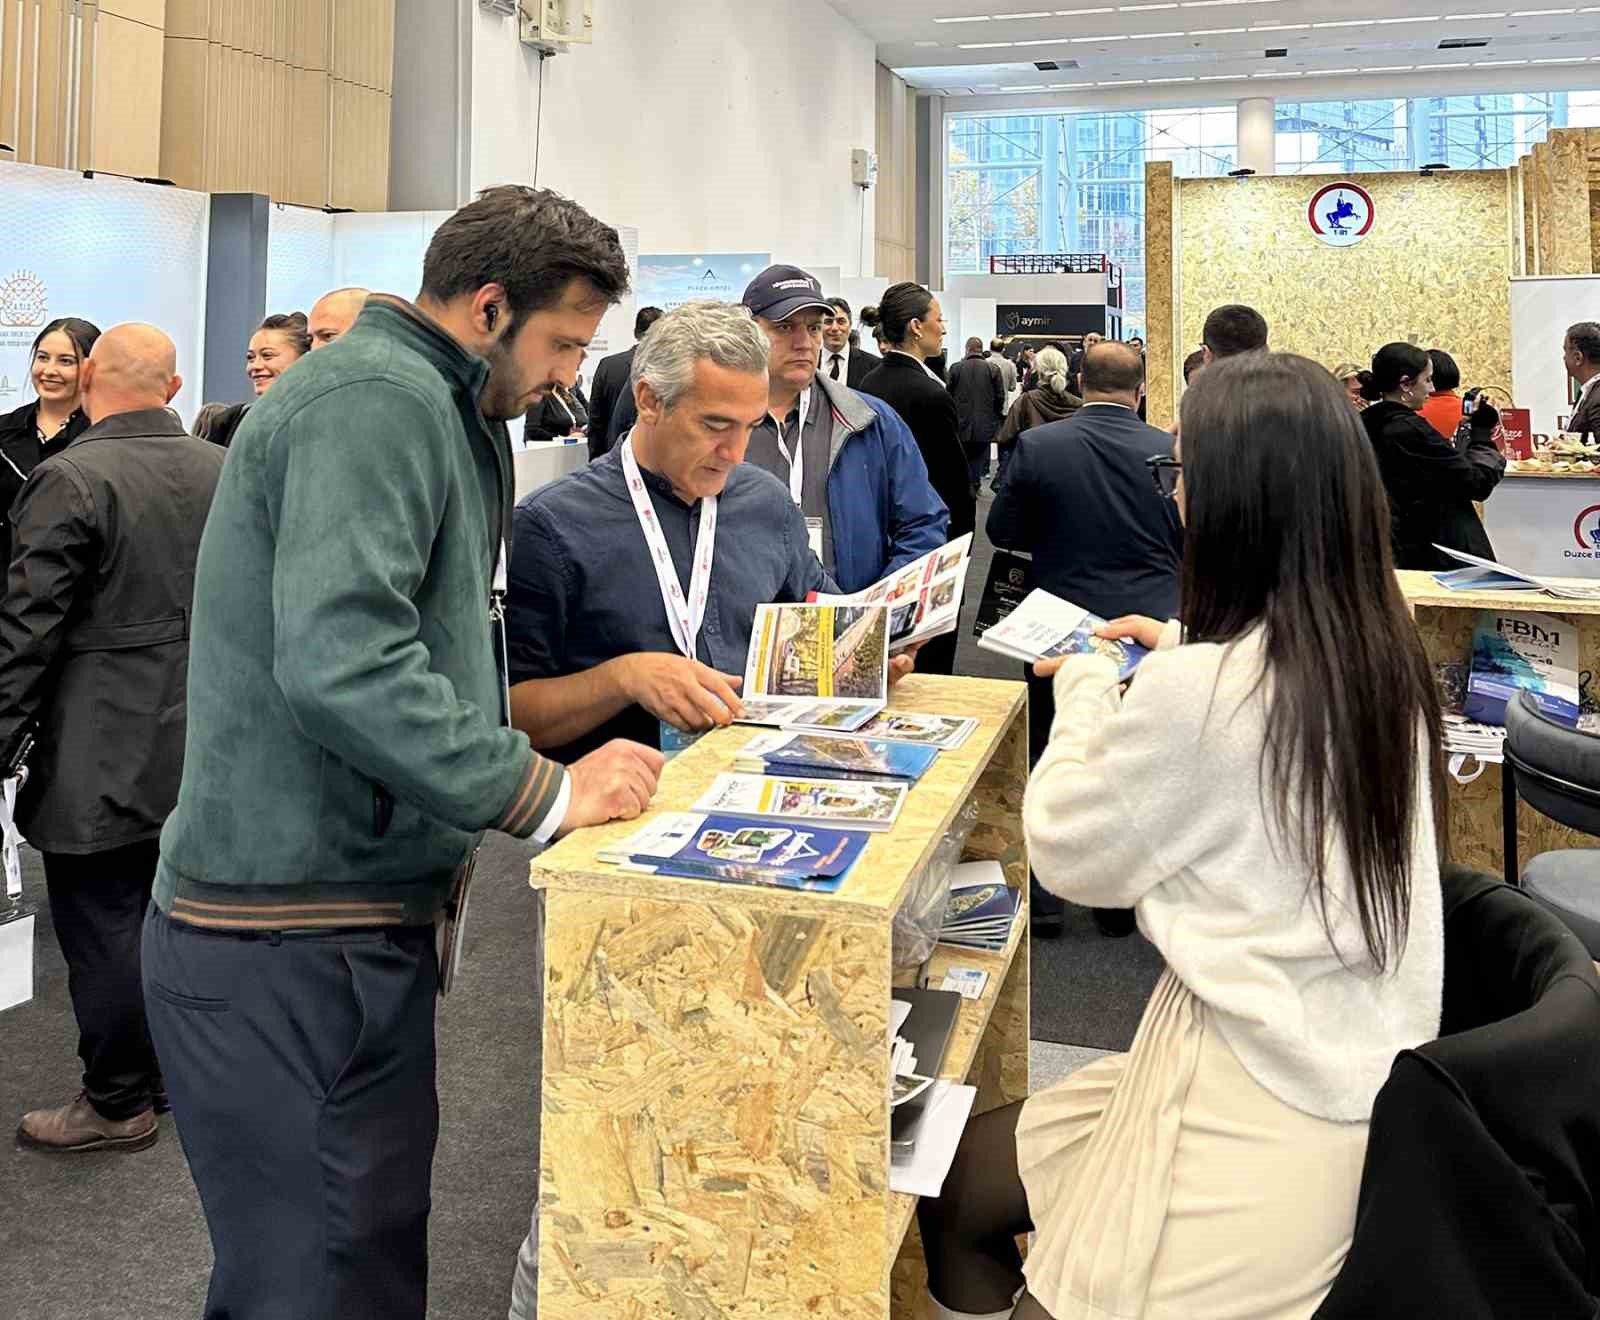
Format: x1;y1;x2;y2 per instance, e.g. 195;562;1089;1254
620;437;717;659
773;386;811;506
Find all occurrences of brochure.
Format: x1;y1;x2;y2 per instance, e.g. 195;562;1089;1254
598;811;870;891
693;772;908;833
813;534;974;652
733;730;940;783
1463;610;1581;728
940;861;1022;952
972;549;1033;641
1431;544;1600;602
977;589;1148;680
738;604;889;733
854;711;979;750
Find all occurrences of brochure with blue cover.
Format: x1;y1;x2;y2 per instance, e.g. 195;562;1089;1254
733;731;940;783
977;589;1148;680
598;811;870;891
1463;610;1580;728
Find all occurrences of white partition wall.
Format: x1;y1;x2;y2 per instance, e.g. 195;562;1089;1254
0;162;210;421
1510;275;1600;433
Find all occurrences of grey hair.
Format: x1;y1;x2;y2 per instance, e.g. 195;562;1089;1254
630;300;769;410
1035;346;1070;395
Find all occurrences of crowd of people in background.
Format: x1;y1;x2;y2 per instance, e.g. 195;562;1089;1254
4;180;1596;1320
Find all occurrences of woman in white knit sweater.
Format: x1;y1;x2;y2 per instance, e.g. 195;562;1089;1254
918;352;1448;1320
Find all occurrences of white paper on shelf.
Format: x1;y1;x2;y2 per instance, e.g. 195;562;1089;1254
891;999;912;1035
949;859;1005;892
889;1081;978;1197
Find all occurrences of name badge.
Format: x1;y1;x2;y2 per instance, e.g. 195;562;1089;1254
805;517;825;560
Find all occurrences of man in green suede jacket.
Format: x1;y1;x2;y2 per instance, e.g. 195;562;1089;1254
141;187;663;1320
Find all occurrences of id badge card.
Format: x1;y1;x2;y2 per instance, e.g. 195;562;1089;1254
805;517;825;560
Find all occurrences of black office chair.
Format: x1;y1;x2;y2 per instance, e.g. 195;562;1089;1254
1502;690;1600;957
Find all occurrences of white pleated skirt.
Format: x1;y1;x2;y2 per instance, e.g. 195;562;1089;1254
1016;971;1371;1320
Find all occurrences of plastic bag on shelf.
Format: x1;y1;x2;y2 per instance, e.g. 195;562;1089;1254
892;796;980;980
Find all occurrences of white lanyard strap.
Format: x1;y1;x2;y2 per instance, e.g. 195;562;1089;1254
620;437;717;659
774;387;811;506
2;778;22;900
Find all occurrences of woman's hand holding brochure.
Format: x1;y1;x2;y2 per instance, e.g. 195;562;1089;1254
1033;614;1167;679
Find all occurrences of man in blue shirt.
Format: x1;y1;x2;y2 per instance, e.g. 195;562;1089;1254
507;301;916;764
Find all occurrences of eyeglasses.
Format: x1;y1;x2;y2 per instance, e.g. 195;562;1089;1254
1146;455;1182;500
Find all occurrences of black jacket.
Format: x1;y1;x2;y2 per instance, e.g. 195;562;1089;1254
819;346;879;390
987;403;1183;623
525;385;589;444
0;400;91;570
947;352;1006;451
858;352;975;540
1361;400;1504;571
1315;868;1600;1319
193;401;250;450
1570;377;1600;444
0;408;224;852
586;347;635;461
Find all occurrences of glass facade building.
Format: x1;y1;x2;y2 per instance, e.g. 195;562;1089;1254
945;91;1600;335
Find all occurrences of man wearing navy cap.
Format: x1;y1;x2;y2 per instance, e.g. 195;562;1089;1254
741;264;948;594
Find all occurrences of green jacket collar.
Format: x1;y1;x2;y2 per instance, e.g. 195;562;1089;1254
361;295;491;399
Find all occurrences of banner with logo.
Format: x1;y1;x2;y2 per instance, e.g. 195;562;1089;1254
0;162;209;422
636;253;771;312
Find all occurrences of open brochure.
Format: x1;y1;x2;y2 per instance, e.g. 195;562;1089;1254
854;711;978;750
739;604;889;733
693;772;908;832
977;589;1148;680
1431;545;1600;602
734;729;940;783
813;535;973;653
598;811;869;891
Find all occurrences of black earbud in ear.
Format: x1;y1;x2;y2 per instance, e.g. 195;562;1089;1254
485;303;499;330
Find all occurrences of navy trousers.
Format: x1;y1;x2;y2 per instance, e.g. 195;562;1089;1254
142;908;439;1320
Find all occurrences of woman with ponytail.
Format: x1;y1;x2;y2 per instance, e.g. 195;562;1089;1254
1359;341;1504;570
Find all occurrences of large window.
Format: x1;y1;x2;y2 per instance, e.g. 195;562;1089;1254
945;106;1239;335
1274;93;1600;174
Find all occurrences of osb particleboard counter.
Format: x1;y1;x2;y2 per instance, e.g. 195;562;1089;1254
1400;570;1600;874
529;674;1031;1319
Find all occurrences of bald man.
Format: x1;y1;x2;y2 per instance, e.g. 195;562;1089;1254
1;324;225;1153
308;286;370;348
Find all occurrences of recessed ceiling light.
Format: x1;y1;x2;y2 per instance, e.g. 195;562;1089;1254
1319;67;1360;74
1313;17;1367;24
1129;30;1186;37
1096;79;1144;85
914;40;941;47
1378;13;1442;21
1192;25;1247;32
958;40;1017;47
1360;64;1417;71
933;15;994;22
1509;7;1576;13
993;9;1054;17
1048;80;1098;86
1054;5;1116;12
1011;36;1073;43
1474;57;1530;63
1146;75;1199;81
1071;31;1130;39
1531;54;1586;60
1121;2;1180;9
1445;10;1508;15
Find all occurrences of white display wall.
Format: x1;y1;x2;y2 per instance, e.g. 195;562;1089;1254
0;162;210;422
1510;275;1600;434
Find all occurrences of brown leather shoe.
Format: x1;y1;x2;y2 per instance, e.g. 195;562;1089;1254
17;1092;158;1153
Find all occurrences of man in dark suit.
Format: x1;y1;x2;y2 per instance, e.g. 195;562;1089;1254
988;341;1182;937
947;336;1005;494
1564;321;1600;442
584;305;662;459
1067;332;1102;396
820;297;878;389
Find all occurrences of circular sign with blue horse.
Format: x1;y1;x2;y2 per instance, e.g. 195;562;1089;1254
1307;182;1376;248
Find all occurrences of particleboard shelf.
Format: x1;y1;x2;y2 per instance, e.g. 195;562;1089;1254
529;674;1032;1319
1399;570;1600;876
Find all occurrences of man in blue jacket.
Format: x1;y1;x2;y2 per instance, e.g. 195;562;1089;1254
739;264;948;592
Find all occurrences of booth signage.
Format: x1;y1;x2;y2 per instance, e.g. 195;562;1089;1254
997;304;1107;337
1497;407;1533;459
1307;182;1376;248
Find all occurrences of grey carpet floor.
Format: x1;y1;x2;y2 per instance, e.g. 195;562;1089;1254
0;486;1160;1317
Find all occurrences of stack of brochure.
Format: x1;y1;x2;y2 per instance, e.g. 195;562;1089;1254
940;861;1022;952
737;603;889;733
597;811;870;891
854;711;978;750
977;589;1148;680
733;730;940;784
814;535;974;653
1431;545;1600;603
1442;714;1506;764
693;772;908;833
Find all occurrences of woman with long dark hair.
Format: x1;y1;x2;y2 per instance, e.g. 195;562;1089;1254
1360;341;1503;570
916;353;1446;1320
0;316;101;564
858;283;969;674
195;311;312;449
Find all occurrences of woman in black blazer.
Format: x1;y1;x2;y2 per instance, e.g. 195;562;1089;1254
859;283;972;674
0;317;100;568
1359;342;1505;571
